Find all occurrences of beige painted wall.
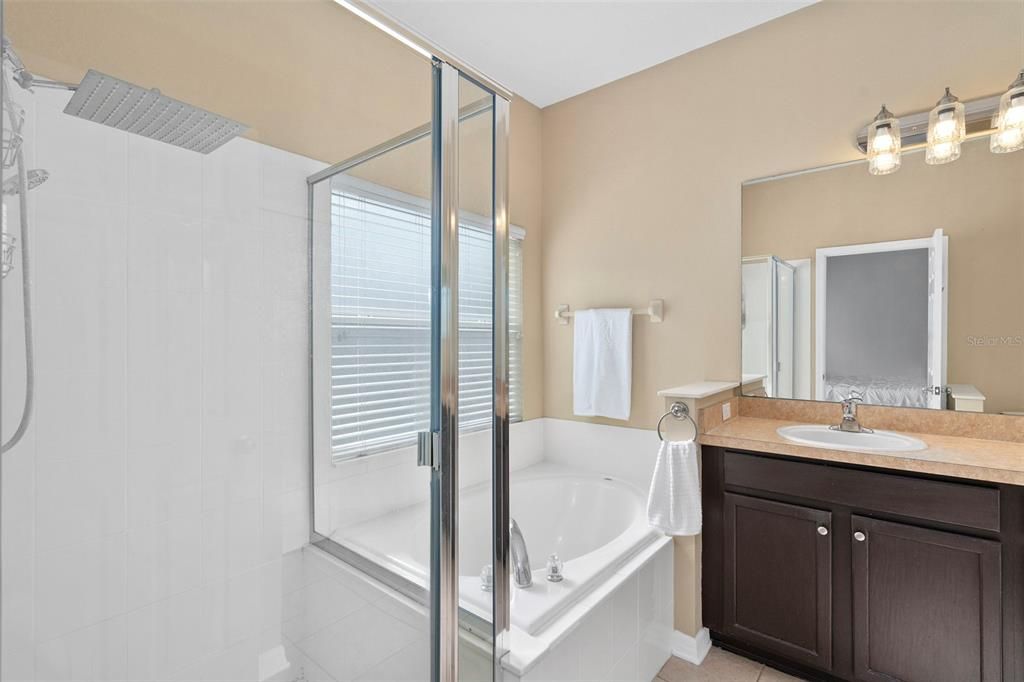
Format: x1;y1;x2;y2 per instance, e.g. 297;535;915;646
540;0;1024;633
743;142;1024;414
8;0;546;419
6;0;432;164
541;0;1024;431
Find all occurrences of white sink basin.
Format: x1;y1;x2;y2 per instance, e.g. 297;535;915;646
776;424;927;453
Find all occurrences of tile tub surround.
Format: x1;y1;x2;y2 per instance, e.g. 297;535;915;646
1;85;322;680
504;539;674;682
316;418;660;548
702;415;1024;486
319;417;670;681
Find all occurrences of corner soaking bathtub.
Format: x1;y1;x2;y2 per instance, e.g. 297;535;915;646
338;462;661;635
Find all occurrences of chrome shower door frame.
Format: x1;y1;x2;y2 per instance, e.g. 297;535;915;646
432;60;461;682
432;61;513;682
490;92;511;680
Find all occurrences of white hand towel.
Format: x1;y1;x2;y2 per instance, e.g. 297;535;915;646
572;308;632;420
646;440;701;536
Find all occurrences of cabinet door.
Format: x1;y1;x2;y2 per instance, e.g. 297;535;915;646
851;516;1002;682
724;493;833;670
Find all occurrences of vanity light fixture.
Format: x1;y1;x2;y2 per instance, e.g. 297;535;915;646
925;87;966;165
991;69;1024;154
857;76;1021;173
866;105;901;175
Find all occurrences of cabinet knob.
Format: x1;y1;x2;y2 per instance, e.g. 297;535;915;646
817;525;829;536
854;531;866;542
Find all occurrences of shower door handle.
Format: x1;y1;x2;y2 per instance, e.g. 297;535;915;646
417;431;440;469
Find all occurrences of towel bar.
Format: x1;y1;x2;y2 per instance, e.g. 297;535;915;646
555;299;663;325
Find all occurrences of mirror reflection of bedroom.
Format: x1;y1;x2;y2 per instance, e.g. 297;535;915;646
742;140;1023;414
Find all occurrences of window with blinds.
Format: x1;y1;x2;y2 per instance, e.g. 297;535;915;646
330;178;524;461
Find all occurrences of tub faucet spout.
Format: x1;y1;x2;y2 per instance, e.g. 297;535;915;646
509;519;533;588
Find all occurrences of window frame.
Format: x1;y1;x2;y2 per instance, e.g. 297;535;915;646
327;175;524;463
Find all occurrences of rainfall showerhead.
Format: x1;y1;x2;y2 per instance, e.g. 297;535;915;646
4;38;245;154
63;70;248;154
2;169;48;195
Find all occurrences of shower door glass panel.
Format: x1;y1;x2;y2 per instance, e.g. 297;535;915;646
455;75;498;679
309;107;437;668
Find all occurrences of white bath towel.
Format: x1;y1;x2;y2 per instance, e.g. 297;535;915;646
646;440;701;536
572;308;632;420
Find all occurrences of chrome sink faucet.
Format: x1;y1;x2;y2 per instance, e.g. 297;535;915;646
832;394;873;433
509;519;533;588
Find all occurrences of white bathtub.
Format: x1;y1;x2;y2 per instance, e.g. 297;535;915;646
338;461;662;635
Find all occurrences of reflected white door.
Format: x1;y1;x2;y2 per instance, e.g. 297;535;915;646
927;228;949;409
815;231;948;408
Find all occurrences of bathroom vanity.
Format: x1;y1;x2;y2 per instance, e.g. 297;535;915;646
699;429;1024;682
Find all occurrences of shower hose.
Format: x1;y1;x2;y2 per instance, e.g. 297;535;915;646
1;99;35;454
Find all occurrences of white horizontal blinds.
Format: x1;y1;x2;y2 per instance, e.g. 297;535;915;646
508;238;524;422
330;189;432;458
330;178;523;461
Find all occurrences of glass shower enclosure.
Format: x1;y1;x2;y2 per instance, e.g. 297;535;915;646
742;255;796;398
0;1;512;680
308;61;512;681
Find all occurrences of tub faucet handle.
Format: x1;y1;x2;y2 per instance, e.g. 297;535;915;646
546;554;565;583
480;564;494;592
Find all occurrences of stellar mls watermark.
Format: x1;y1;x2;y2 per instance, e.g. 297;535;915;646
966;335;1024;347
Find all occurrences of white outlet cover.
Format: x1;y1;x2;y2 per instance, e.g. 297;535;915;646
722;402;732;420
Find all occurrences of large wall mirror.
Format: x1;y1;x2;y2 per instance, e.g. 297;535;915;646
741;139;1024;414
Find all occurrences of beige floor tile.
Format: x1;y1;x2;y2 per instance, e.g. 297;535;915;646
757;664;805;681
657;647;763;681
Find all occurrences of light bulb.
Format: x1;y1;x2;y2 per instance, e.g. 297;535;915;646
871;128;895;153
1005;98;1024;127
926;88;965;165
933;114;957;139
992;70;1024;154
998;128;1024;147
930;142;954;161
866;105;901;175
871;153;898;174
992;111;1024;153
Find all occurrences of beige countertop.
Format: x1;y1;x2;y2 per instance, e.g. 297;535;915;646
701;416;1024;486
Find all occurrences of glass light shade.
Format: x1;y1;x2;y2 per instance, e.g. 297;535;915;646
991;70;1024;154
926;87;965;165
866;105;901;176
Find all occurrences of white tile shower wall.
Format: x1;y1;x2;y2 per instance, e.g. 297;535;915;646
506;541;674;682
1;85;324;680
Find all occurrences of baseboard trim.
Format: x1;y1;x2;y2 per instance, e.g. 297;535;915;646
671;627;712;665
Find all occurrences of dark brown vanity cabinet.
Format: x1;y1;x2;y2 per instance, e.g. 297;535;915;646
849;516;1002;682
723;493;833;670
702;446;1024;682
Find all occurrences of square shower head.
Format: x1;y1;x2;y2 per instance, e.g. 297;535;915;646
63;69;248;154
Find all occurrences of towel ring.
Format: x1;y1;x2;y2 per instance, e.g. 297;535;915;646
657;401;698;442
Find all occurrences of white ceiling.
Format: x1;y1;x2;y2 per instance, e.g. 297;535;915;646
370;1;817;108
